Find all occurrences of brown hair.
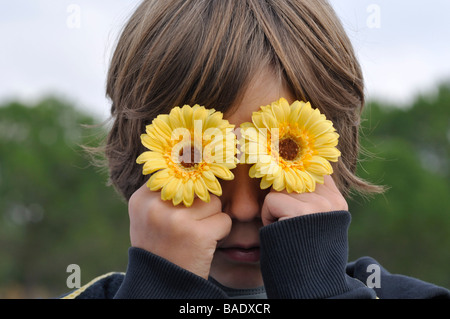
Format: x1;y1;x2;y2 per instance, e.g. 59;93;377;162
104;0;384;201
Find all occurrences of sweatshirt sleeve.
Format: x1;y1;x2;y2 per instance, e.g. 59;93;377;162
347;256;450;299
259;210;376;299
114;247;227;299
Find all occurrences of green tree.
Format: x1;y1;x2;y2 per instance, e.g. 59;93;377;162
348;83;450;288
0;97;129;298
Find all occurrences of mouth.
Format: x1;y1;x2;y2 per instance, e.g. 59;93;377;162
217;245;261;263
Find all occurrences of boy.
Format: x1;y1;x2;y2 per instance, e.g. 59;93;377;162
64;0;449;299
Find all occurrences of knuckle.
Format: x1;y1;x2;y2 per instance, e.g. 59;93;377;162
215;212;232;231
327;195;347;211
337;196;349;211
127;189;141;216
167;210;199;239
167;210;188;229
209;195;222;210
263;191;278;205
128;184;158;216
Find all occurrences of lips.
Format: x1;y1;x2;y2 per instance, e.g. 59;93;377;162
217;246;261;263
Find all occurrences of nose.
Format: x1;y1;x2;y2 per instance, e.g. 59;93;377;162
221;164;264;222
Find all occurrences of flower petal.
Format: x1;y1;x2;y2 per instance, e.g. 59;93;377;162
181;105;194;129
307;156;333;175
168;107;185;129
248;164;258;178
315;147;341;161
161;177;181;201
137;152;168;175
205;110;225;130
270;98;290;123
284;169;298;193
308;171;325;185
209;164;234;180
307;119;334;137
261;112;279;130
140;134;165;153
152;115;174;141
202;171;222;196
148;169;171;191
142;159;168;175
136;151;163;164
288;100;304;123
260;176;273;189
314;132;339;147
194;178;210;202
294;102;312;125
272;173;285;191
295;169;315;192
182;180;195;207
172;183;185;206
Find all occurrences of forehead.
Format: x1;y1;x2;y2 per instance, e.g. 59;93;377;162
224;69;295;126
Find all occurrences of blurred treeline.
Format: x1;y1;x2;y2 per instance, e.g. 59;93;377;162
0;99;129;298
0;84;449;298
348;82;450;288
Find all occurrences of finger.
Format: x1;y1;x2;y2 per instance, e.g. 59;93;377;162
184;194;223;221
312;175;339;196
279;175;338;206
312;175;348;211
128;181;162;217
261;191;303;225
201;212;232;242
131;179;223;219
261;176;346;225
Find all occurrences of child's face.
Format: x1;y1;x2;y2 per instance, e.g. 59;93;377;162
210;69;296;289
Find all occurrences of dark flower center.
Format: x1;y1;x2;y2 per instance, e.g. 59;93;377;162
278;138;300;161
179;145;201;168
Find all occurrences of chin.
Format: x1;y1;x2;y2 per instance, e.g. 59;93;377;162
210;253;263;289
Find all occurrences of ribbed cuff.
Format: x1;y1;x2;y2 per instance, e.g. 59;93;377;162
114;247;227;299
259;210;351;299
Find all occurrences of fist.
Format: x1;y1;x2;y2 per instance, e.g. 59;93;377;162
128;183;232;279
261;175;348;225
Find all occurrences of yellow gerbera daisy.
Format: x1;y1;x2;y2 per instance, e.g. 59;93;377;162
240;98;341;193
137;104;237;207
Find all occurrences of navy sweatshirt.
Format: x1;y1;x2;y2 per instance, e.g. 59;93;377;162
62;211;450;299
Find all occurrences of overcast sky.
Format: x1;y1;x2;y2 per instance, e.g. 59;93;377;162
1;0;450;120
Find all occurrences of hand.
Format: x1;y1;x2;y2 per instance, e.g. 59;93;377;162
261;175;348;226
128;182;232;279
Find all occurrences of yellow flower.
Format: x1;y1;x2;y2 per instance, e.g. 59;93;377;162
137;105;237;207
240;98;341;193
